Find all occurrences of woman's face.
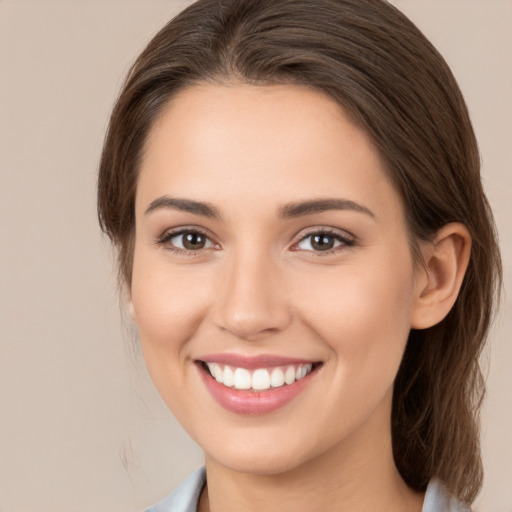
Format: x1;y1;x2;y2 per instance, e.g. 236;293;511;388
131;84;422;475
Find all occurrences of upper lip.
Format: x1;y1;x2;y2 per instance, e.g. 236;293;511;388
196;353;319;369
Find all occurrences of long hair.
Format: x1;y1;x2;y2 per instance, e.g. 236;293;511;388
97;0;502;503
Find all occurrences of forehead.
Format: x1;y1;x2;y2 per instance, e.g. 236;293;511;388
137;83;403;222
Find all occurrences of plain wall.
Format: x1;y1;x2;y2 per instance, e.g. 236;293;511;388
0;1;510;511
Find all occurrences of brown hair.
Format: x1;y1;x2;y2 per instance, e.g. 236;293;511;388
97;0;502;503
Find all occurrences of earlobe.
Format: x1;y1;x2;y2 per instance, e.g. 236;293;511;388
124;282;137;321
128;300;136;321
410;223;471;330
125;287;137;321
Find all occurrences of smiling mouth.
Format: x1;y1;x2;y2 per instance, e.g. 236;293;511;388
199;361;322;392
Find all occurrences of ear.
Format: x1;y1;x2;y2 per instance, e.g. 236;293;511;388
125;287;137;321
127;300;137;321
410;223;471;329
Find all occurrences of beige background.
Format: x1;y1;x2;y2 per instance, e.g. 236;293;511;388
0;1;510;511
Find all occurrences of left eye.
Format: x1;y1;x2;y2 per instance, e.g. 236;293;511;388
296;232;348;252
166;230;214;251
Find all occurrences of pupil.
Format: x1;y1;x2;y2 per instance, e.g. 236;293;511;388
183;232;205;250
312;234;334;251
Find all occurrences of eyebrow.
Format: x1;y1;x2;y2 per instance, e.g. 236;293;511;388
145;196;221;219
144;196;375;220
278;198;375;219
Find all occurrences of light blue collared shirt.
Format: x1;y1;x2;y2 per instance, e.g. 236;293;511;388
146;466;471;512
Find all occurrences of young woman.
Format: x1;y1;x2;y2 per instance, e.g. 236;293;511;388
97;1;502;511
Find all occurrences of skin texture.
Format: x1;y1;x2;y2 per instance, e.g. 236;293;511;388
130;84;470;512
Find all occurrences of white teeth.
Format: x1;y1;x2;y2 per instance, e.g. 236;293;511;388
252;369;271;390
205;362;315;391
297;364;312;379
284;366;296;385
270;367;285;388
211;362;223;382
233;368;251;390
223;365;234;387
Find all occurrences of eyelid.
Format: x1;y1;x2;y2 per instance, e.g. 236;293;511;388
155;226;220;253
290;227;356;254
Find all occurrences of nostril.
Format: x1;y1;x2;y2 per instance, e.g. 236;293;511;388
213;263;292;339
215;304;292;341
218;324;282;342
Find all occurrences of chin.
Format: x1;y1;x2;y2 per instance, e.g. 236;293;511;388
202;430;320;477
210;450;308;476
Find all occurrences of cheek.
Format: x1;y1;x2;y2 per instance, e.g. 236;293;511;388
130;251;213;366
293;253;415;373
129;258;217;421
285;257;416;442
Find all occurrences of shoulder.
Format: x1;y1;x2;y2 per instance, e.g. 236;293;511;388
145;467;206;512
422;479;472;512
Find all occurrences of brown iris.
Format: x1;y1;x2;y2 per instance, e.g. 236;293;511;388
311;234;335;251
182;232;207;250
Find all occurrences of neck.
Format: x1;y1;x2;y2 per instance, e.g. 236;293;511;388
198;395;424;512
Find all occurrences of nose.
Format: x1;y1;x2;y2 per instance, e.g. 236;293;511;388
213;249;292;341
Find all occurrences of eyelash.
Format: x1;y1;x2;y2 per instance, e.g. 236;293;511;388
156;227;356;256
291;228;356;255
156;227;216;255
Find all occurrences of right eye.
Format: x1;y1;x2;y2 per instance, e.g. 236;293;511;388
158;229;215;253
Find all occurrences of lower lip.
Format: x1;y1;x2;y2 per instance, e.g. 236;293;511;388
197;363;318;415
